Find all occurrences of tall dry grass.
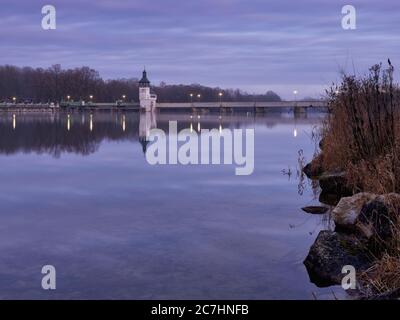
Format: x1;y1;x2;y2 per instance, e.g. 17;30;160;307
322;63;400;298
322;63;400;193
360;254;400;298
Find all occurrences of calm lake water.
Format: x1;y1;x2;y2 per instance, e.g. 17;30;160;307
0;110;345;299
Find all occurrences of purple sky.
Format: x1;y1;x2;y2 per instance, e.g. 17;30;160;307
1;0;399;98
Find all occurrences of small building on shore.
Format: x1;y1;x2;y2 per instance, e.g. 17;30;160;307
139;69;157;112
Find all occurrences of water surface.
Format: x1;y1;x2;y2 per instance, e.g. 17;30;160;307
0;111;343;299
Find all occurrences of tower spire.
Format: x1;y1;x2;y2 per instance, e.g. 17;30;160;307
139;68;150;87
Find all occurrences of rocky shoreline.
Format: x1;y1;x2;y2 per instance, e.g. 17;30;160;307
302;154;400;299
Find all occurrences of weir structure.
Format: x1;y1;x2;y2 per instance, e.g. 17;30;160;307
2;69;328;113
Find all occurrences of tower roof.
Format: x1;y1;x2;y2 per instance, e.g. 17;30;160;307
139;69;150;86
139;137;150;154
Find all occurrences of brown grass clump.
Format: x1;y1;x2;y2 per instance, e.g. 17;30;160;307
321;63;400;194
360;254;400;298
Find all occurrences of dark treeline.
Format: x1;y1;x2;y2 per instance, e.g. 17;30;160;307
0;65;282;103
0;112;140;157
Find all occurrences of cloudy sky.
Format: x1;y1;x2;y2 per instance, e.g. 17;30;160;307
1;0;398;98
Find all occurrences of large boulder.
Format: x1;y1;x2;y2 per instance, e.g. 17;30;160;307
318;171;352;196
319;190;342;206
355;194;400;254
302;154;324;178
304;231;371;287
319;138;325;150
357;200;392;240
332;193;377;229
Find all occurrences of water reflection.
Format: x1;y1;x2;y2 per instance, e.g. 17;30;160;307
0;110;341;299
139;111;157;153
90;113;93;132
0;111;323;158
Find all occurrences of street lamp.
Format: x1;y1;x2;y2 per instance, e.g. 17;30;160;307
197;94;201;101
190;93;194;103
218;92;223;103
89;95;93;102
67;95;71;101
293;90;298;104
122;95;126;100
12;97;16;103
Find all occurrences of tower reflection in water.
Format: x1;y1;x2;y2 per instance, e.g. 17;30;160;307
1;111;314;159
138;110;157;154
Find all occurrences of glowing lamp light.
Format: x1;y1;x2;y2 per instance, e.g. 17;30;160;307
90;114;93;132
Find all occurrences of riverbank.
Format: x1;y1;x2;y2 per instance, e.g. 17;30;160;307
301;63;400;299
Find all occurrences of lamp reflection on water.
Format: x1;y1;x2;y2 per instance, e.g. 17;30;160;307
67;114;71;131
12;114;16;130
90;114;93;132
122;115;126;132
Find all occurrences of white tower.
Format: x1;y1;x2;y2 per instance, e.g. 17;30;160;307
139;69;157;112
